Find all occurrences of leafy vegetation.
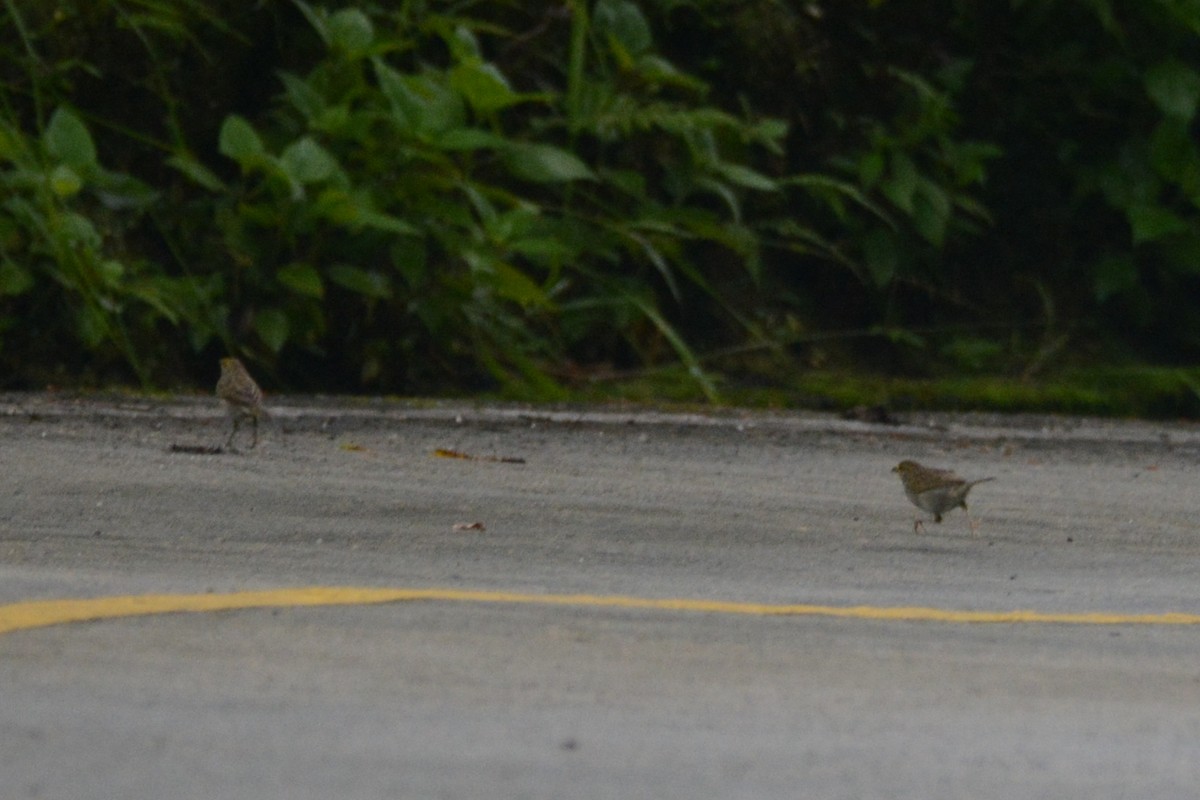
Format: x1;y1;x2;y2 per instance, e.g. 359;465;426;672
0;1;1198;416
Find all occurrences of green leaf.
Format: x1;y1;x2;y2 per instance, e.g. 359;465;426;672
784;173;897;228
1127;204;1189;244
278;71;325;121
54;212;101;251
594;0;653;56
98;259;124;289
1145;60;1200;121
450;62;521;114
356;208;421;236
436;128;510;151
483;260;552;308
315;189;421;235
448;25;483;61
883;152;918;213
694;176;743;220
751;118;789;153
327;8;373;55
710;162;779;192
502;143;595;183
279;137;341;184
165;155;225;191
373;67;465;136
506;234;578;264
48;164;82;197
623;290;719;402
0;123;26;162
43;108;97;172
373;59;421;131
218;116;266;166
0;260;33;295
485;207;540;242
126;280;180;324
912;180;951;246
277;263;324;299
313;105;352;136
1148;119;1200;194
93;169;158;211
328;264;392;299
635;55;702;91
292;0;329;45
254;308;290;353
945;139;1004;186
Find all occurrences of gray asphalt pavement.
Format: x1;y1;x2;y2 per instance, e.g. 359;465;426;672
2;394;1199;799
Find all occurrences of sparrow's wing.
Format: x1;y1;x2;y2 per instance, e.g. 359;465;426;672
910;467;966;493
219;373;264;409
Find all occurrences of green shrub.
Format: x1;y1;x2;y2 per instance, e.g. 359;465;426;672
200;0;791;397
0;0;1198;409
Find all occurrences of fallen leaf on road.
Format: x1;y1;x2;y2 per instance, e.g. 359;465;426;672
452;521;487;531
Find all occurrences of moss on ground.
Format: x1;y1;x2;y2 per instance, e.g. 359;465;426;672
536;365;1200;419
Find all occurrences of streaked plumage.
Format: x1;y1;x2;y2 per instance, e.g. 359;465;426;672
216;357;265;449
891;460;993;534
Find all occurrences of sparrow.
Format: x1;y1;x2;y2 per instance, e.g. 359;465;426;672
216;357;265;450
891;460;994;534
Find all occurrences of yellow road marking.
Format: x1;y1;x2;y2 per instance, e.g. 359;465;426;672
2;587;1200;636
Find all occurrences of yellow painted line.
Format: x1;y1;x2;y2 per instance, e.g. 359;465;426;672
3;587;1200;636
